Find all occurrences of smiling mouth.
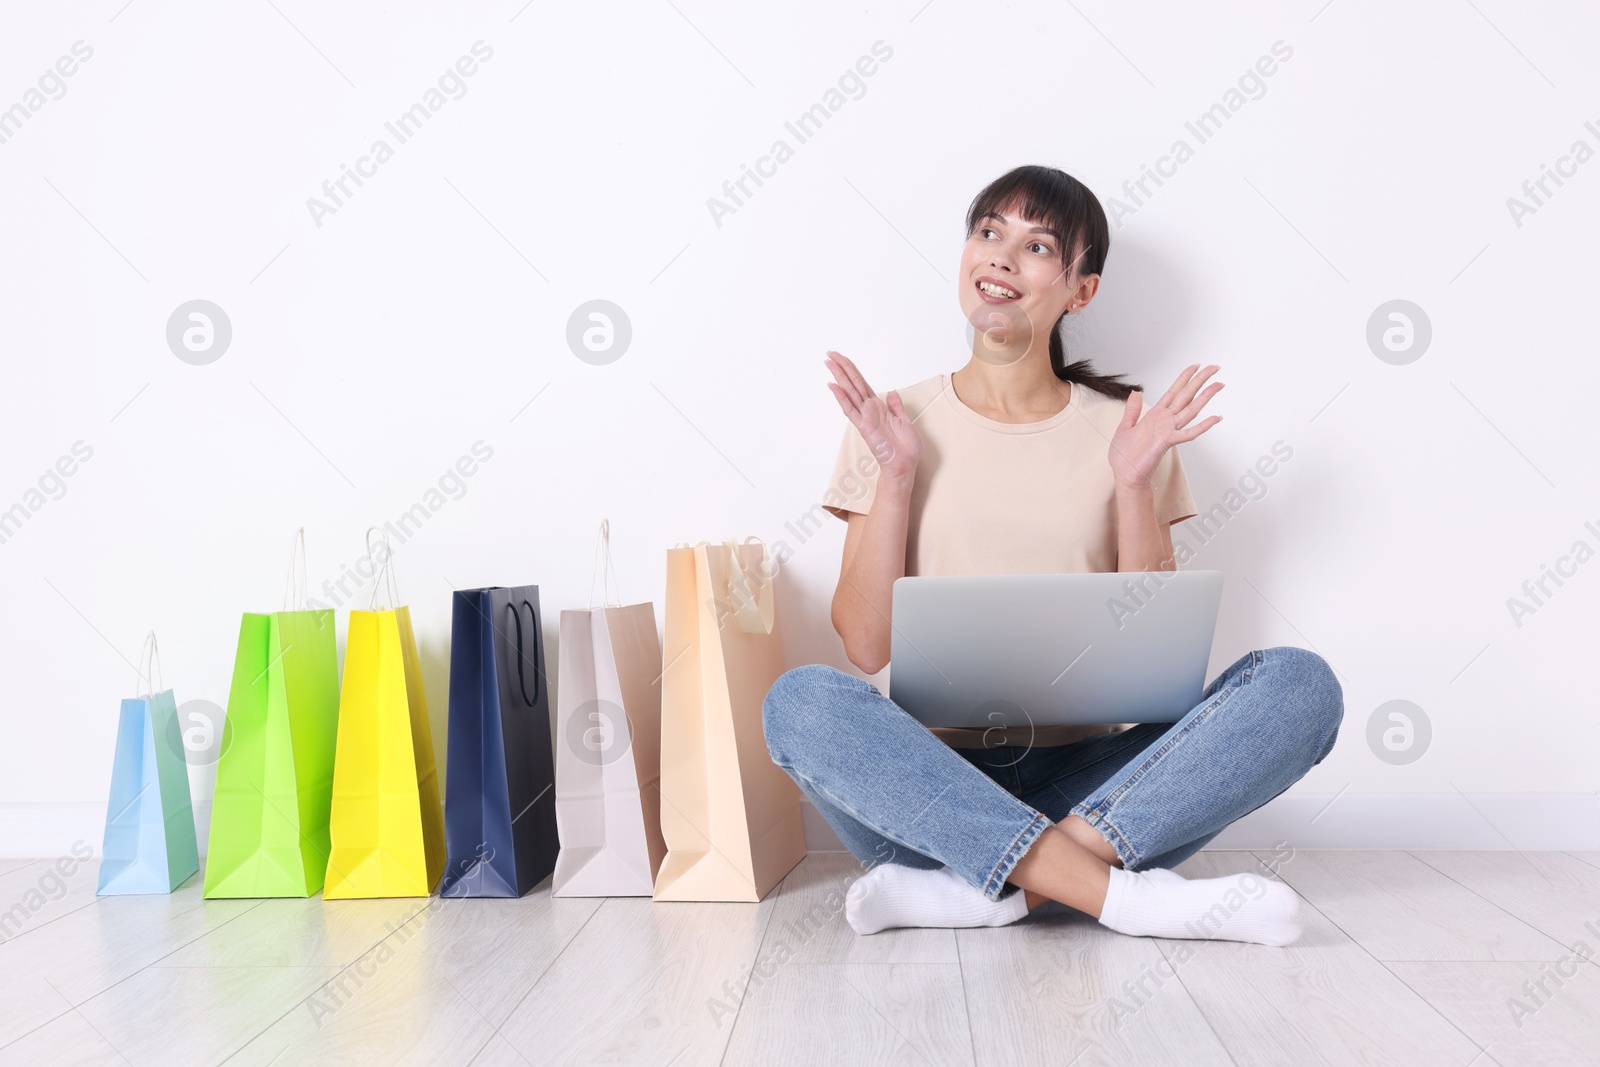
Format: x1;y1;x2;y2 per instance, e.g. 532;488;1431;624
976;279;1021;300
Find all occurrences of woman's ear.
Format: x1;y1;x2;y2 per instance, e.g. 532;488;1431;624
1069;273;1101;312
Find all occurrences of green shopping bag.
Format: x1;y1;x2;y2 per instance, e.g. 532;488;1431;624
203;531;340;898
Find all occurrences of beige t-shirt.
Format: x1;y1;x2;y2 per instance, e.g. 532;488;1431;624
822;372;1200;750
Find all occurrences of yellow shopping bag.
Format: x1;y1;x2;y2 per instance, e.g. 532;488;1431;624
323;533;445;898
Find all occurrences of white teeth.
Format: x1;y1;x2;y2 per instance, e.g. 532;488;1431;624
979;281;1019;299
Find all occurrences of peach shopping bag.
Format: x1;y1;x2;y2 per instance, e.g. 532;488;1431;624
652;537;805;902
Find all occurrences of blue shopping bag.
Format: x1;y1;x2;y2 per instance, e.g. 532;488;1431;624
97;635;199;895
439;586;559;897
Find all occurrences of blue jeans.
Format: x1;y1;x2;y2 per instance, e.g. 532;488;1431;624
762;646;1342;902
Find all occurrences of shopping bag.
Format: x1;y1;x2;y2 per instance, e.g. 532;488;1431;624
98;635;199;895
439;584;560;898
323;532;446;898
552;520;667;897
204;532;340;898
653;537;805;902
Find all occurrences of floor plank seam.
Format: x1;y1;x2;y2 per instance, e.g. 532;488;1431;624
716;859;802;1067
0;1004;75;1054
1151;935;1240;1067
1272;852;1500;1063
18;851;1597;1065
1563;851;1600;874
0;883;104;950
212;892;448;1067
437;969;528;1067
467;892;611;1064
0;894;268;1056
840;965;950;1066
952;926;979;1067
1372;958;1498;1066
41;975;136;1067
1405;849;1575;955
140;897;268;969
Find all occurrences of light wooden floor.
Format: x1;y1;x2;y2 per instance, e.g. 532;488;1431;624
1;849;1598;1066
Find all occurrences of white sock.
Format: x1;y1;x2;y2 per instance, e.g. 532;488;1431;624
845;864;1029;935
1098;866;1303;946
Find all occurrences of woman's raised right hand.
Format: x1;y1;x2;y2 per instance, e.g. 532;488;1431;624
824;351;922;492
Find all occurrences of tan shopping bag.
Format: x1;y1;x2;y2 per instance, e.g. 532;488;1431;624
653;537;805;902
552;520;668;897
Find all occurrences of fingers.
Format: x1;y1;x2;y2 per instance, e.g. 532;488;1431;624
827;350;878;402
1176;364;1220;408
1119;388;1142;429
1156;364;1212;409
824;355;864;415
1174;380;1224;428
1153;365;1222;430
825;381;859;420
1191;380;1225;413
1175;414;1222;443
1155;364;1199;409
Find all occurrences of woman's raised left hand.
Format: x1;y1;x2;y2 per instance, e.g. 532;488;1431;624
1108;364;1223;491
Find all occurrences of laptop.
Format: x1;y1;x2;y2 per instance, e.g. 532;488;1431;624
887;571;1224;729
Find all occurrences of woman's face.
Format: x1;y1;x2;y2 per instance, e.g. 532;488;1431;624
958;203;1093;363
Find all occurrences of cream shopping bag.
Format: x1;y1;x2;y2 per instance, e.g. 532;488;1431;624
552;520;668;896
652;537;805;902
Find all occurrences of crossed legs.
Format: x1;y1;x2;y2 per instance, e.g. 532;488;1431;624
1011;817;1118;913
762;647;1343;941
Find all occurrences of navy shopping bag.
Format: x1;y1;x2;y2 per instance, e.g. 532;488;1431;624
439;586;560;897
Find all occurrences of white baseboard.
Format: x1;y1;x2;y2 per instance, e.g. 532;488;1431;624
0;802;213;861
7;793;1598;859
0;803;108;860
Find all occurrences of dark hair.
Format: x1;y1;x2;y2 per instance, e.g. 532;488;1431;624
964;165;1140;400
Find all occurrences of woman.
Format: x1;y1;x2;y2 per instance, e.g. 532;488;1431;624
761;165;1342;945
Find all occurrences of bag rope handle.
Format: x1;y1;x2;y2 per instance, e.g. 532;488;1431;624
588;518;623;610
366;527;400;611
505;598;542;706
135;631;164;698
281;527;309;611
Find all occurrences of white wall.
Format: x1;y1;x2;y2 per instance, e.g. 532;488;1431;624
3;1;1597;856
